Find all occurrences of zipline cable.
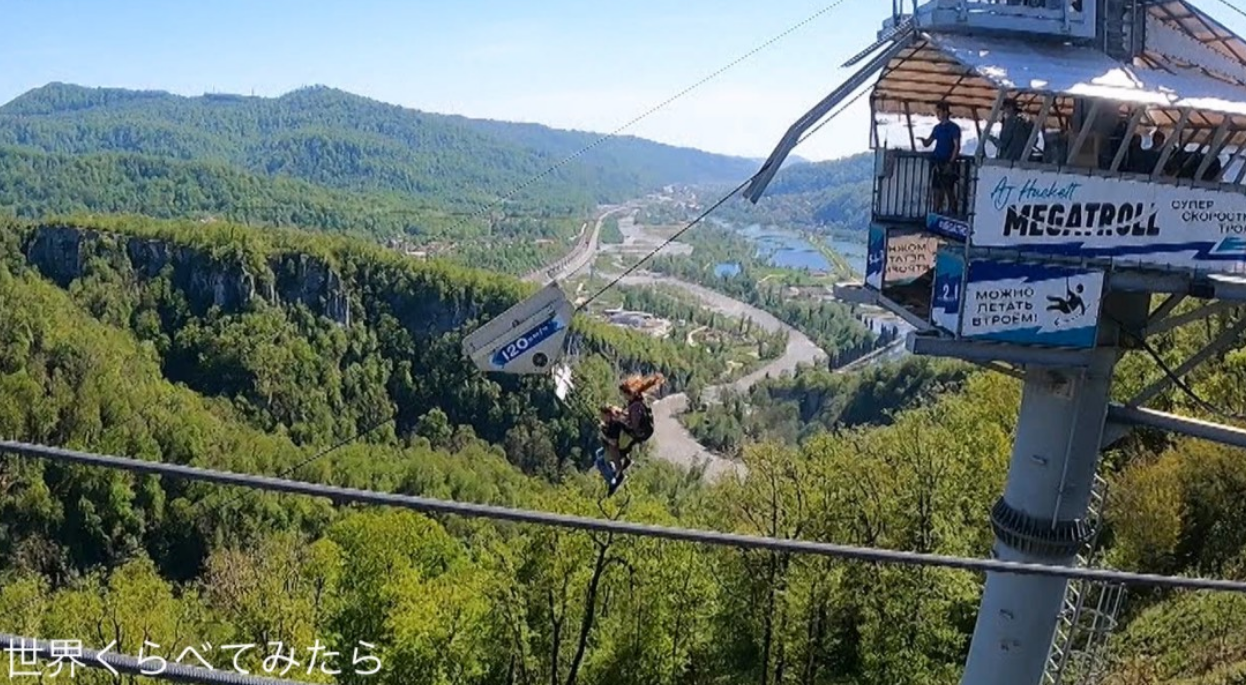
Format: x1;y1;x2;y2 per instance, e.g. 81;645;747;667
5;438;1246;594
1210;0;1246;22
444;0;863;235
573;178;751;312
571;74;867;311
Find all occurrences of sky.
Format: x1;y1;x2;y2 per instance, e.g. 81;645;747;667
4;0;1246;164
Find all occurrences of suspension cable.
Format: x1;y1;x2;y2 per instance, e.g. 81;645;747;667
1210;0;1246;22
1106;311;1246;422
5;438;1246;593
572;75;866;312
446;0;862;234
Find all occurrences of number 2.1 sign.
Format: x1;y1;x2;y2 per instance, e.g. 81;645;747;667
930;248;964;335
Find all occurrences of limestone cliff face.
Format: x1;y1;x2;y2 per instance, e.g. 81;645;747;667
24;225;352;326
272;253;351;326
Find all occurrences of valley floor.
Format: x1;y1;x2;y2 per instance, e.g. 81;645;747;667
538;201;889;483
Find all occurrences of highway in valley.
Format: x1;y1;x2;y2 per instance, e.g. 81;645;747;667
535;201;898;484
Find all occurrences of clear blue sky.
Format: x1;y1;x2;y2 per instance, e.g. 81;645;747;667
4;0;1246;163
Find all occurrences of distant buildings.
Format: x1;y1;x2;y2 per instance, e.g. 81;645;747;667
784;285;835;300
386;237;436;259
602;308;672;338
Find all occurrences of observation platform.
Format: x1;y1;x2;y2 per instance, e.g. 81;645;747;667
748;4;1246;685
833;0;1246;352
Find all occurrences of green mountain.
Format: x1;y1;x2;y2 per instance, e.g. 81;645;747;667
712;152;874;232
0;82;758;223
641;152;874;236
2;210;1245;683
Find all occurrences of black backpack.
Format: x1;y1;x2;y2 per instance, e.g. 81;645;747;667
632;400;654;442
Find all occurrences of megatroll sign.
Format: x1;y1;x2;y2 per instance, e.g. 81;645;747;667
971;165;1246;273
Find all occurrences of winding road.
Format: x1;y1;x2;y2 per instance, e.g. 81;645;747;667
529;200;902;484
531;204;829;483
522;203;640;284
636;274;827;484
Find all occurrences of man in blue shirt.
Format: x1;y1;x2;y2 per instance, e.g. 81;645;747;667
920;101;962;215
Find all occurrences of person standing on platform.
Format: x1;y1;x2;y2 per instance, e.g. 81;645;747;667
919;101;962;215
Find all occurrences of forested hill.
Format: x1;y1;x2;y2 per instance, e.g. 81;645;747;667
0;215;732;480
0;82;757;224
708;151;874;233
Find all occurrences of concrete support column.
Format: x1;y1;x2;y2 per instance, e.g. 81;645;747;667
959;347;1119;685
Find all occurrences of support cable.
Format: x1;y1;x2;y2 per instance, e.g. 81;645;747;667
4;439;1246;594
1210;0;1246;22
1109;313;1246;422
573;82;867;312
195;413;396;516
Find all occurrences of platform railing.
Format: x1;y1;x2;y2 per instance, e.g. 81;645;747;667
874;141;1246;231
914;0;1092;35
873;149;975;225
946;0;1076;15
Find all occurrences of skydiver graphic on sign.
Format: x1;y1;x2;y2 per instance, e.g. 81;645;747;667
1046;283;1086;327
1047;283;1085;316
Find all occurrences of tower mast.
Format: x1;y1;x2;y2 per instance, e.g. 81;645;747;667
746;1;1246;683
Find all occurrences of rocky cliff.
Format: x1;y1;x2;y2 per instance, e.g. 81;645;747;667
24;225;351;326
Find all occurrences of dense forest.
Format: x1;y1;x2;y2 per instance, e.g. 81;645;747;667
0;144;580;244
0;83;758;278
1;215;739;480
0;83;755;223
0;208;1245;683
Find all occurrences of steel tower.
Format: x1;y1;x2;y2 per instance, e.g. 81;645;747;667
746;1;1246;683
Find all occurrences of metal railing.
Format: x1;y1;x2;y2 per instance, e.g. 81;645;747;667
919;0;1089;23
1041;473;1126;685
873;149;975;224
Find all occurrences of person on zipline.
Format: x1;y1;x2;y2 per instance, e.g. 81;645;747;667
598;373;664;492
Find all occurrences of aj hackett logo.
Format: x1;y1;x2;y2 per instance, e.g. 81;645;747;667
988;175;1160;239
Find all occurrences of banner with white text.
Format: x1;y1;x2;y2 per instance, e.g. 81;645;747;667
961;260;1105;349
971;164;1246;274
930;249;964;334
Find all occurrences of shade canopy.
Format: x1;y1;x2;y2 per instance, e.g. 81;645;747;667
873;0;1246;142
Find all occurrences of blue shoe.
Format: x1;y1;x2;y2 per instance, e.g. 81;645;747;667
594;451;616;484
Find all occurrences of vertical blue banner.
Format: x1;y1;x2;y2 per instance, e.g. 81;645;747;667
931;249;964;334
866;224;885;290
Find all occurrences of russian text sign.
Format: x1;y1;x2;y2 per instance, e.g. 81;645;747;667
885;231;939;285
961;260;1104;348
972;164;1246;273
